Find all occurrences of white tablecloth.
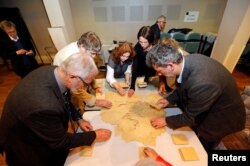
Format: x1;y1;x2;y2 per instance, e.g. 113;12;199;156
65;79;208;166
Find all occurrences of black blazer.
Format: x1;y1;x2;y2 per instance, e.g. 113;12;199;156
0;34;38;77
166;54;246;141
0;66;96;165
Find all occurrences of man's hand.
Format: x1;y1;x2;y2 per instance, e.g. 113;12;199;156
95;88;103;95
116;87;126;96
26;50;34;56
95;99;112;108
158;81;166;95
127;89;134;97
95;129;112;141
78;119;93;132
150;117;167;129
143;147;158;159
16;49;28;55
156;98;169;108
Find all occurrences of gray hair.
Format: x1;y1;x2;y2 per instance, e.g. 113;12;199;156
77;31;102;53
0;20;16;31
146;42;183;67
60;52;98;79
157;15;166;22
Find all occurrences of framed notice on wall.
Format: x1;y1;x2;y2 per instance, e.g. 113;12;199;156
184;11;199;22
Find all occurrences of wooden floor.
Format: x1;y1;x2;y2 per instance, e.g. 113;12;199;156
0;64;249;165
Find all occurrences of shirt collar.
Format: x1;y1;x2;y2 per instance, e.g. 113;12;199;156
54;68;67;94
177;56;185;84
9;35;19;42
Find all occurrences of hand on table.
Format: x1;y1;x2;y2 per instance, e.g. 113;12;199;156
116;87;126;96
95;129;112;141
156;99;169;108
158;82;166;96
143;147;158;159
95;99;112;108
95;88;103;95
78;119;93;132
150;117;167;129
127;89;134;97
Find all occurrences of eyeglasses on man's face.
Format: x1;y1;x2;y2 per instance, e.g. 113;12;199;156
87;50;97;57
75;76;90;86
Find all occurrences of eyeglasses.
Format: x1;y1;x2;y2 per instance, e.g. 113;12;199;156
75;76;90;86
87;50;97;57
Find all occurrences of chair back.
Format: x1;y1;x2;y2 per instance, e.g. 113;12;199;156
172;32;186;48
160;32;171;39
184;32;201;53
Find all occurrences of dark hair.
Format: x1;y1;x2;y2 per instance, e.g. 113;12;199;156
111;42;135;63
137;26;155;45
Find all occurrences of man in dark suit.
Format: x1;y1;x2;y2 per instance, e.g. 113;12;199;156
150;15;167;42
0;20;39;78
0;52;111;165
146;43;246;151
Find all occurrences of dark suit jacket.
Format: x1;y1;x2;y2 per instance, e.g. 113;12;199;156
151;23;161;41
166;54;246;141
0;34;38;77
0;66;96;166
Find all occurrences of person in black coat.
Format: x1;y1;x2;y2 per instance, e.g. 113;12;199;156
0;20;39;78
146;43;246;151
128;26;156;97
150;15;167;41
0;52;111;165
128;26;167;97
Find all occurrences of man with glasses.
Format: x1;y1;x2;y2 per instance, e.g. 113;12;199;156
150;15;167;42
53;31;112;113
0;20;39;78
53;31;102;65
0;52;112;165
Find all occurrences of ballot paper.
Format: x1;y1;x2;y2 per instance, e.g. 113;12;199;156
179;147;199;161
138;82;148;88
171;134;189;145
117;82;129;89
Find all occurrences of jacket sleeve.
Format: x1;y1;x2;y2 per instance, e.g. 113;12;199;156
166;83;221;129
25;110;96;151
130;55;138;90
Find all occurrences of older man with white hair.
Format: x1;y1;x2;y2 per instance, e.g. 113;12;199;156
0;52;112;165
151;15;167;41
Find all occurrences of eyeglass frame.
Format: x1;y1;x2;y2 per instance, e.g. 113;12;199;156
75;76;90;86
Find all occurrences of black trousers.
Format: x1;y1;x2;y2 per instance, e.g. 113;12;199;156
198;136;220;152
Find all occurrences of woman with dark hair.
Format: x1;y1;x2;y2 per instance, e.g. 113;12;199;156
106;42;136;95
128;26;158;97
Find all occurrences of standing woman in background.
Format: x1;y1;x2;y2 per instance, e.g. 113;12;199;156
106;42;135;96
128;26;159;97
0;20;39;78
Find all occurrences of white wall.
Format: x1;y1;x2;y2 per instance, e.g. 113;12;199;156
0;0;228;63
70;0;227;45
211;0;250;72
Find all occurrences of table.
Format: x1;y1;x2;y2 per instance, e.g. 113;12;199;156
65;79;208;166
